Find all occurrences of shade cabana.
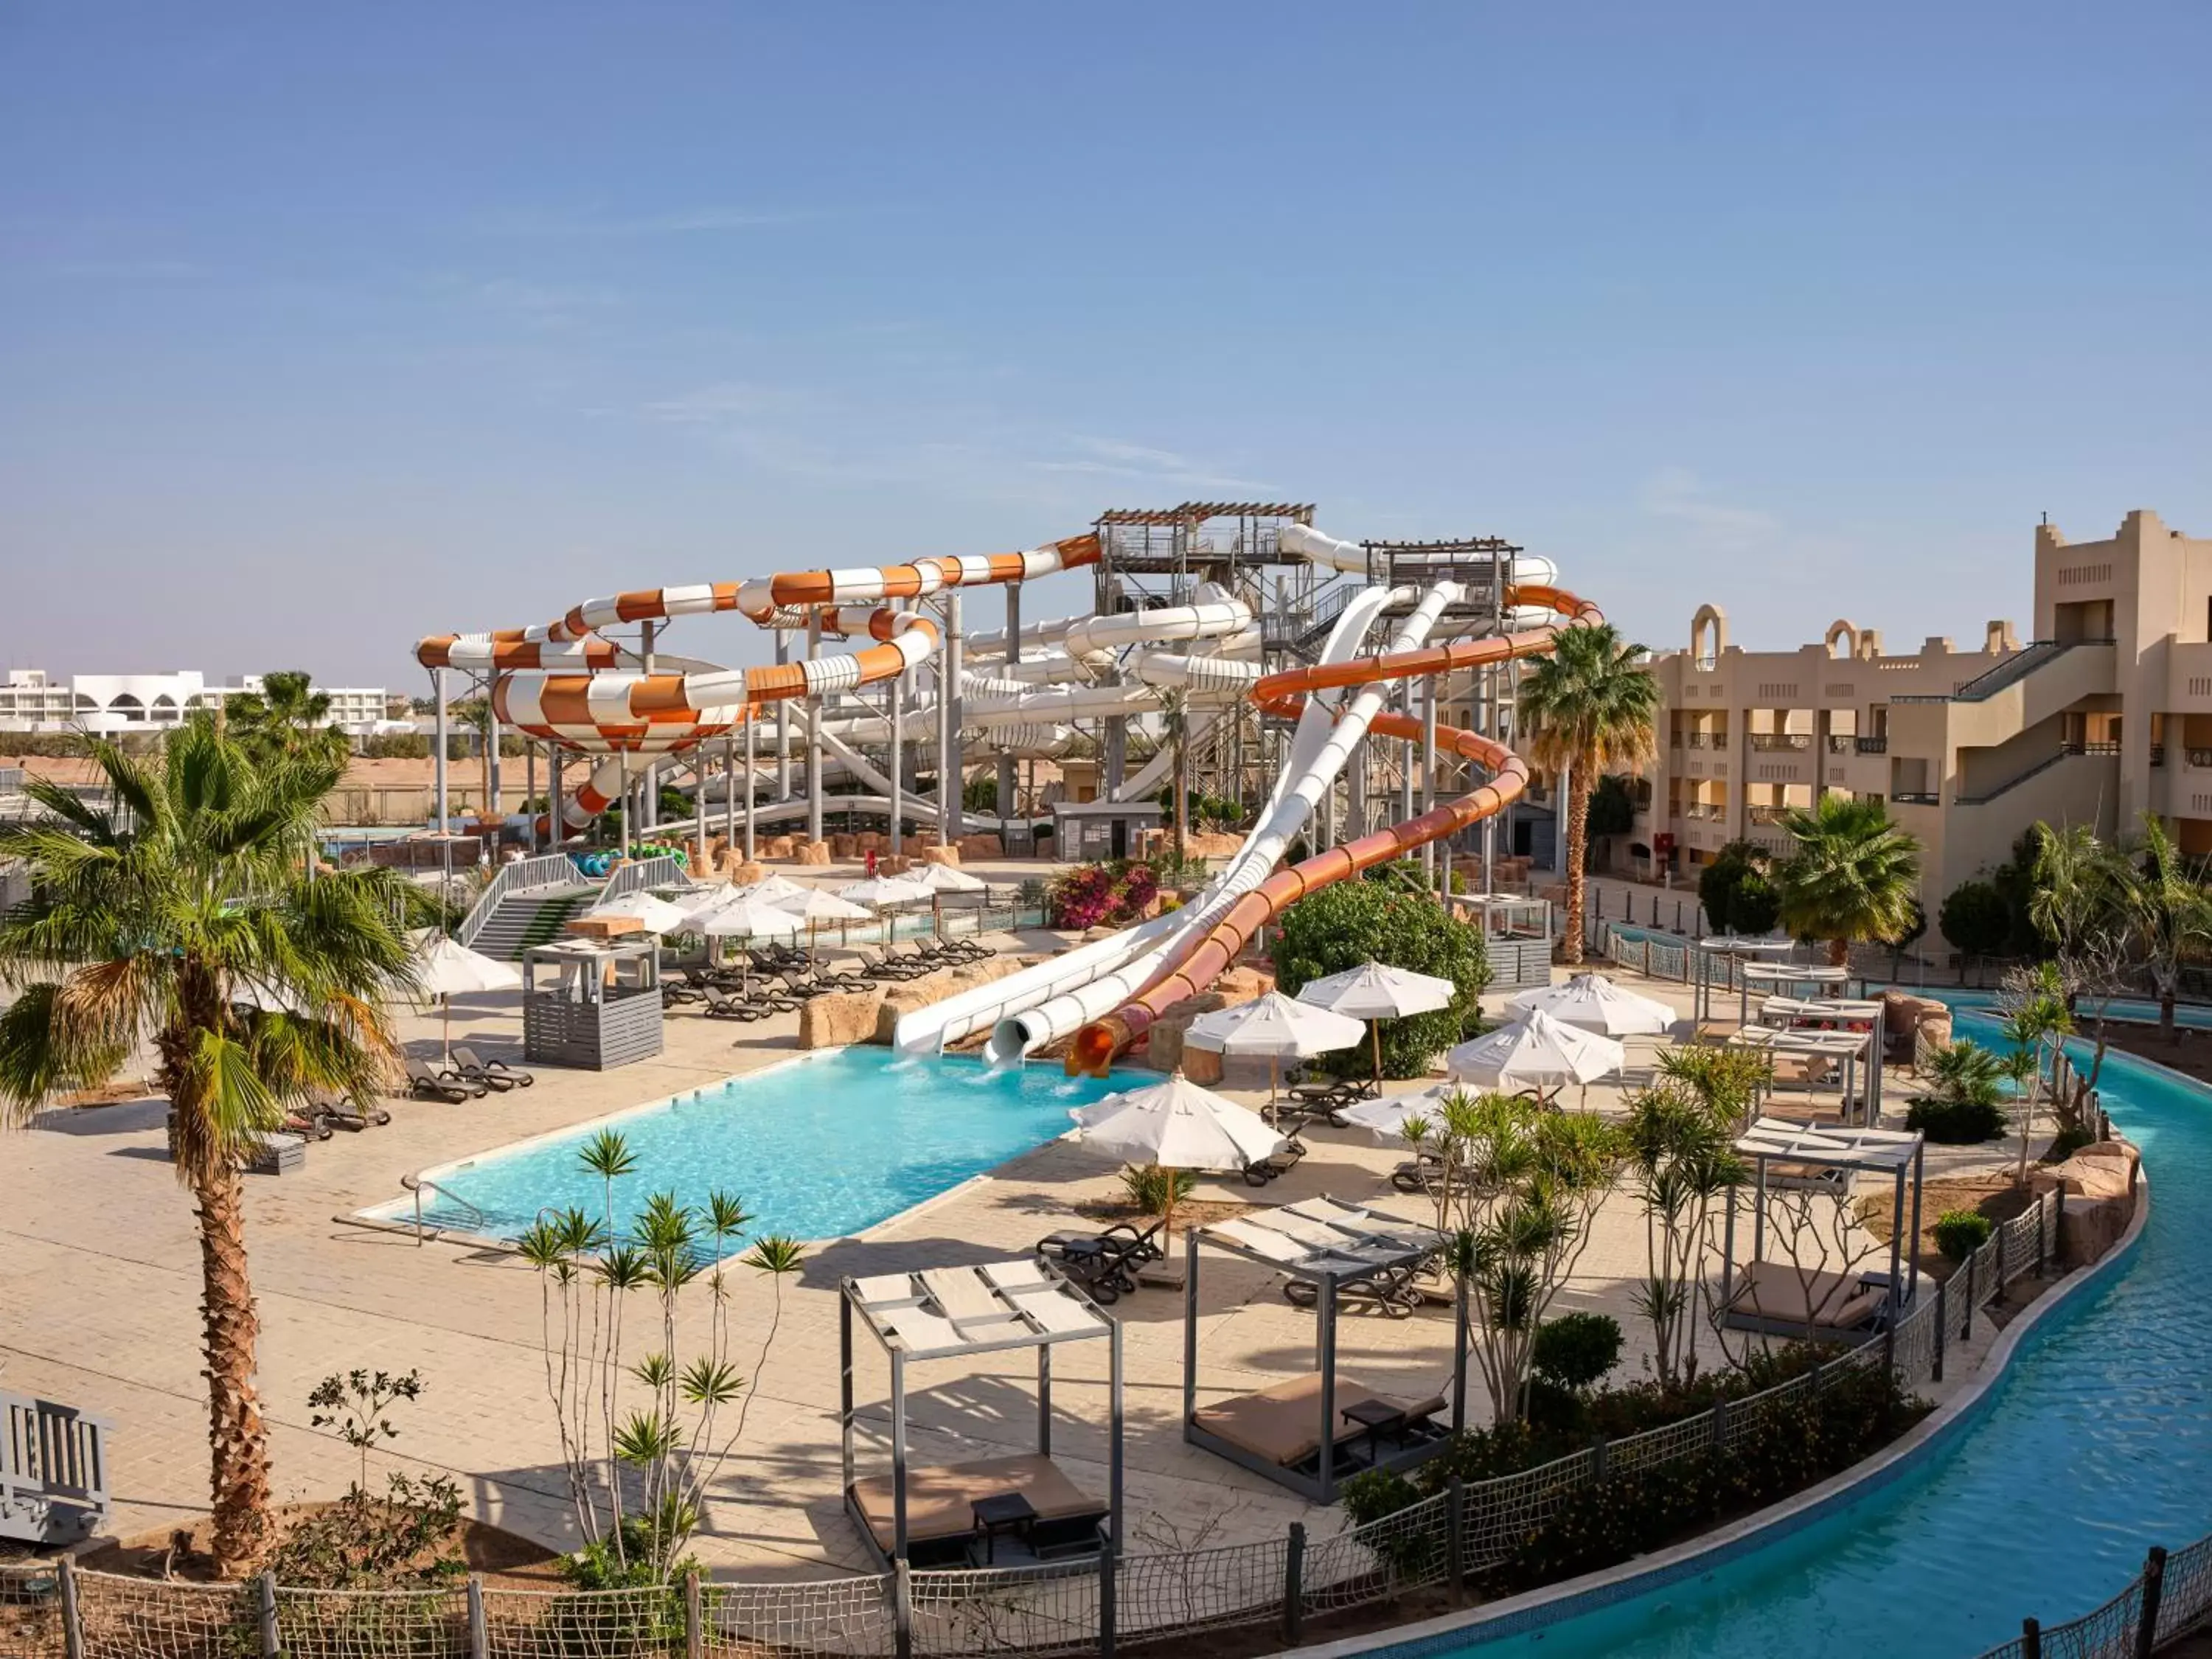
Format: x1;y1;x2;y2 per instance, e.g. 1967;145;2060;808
1181;1197;1466;1503
1724;1023;1882;1125
841;1257;1122;1569
1692;936;1794;1026
1738;960;1857;1017
1719;1118;1926;1344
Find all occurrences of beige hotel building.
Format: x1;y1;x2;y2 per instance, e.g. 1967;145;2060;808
1630;509;2212;909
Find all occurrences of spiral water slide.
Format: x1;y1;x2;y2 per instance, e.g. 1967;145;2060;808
893;524;1599;1074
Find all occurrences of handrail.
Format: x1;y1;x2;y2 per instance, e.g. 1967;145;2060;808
398;1171;486;1244
600;853;691;903
456;852;580;947
1951;742;2115;806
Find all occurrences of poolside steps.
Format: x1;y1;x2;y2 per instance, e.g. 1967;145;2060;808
470;885;600;961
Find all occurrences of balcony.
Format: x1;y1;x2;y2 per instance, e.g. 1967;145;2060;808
1855;736;1888;755
2188;748;2212;770
1686;732;1711;749
1679;801;1725;822
1747;804;1793;826
1825;734;1855;754
2152;745;2166;769
1747;733;1812;751
1892;790;1941;806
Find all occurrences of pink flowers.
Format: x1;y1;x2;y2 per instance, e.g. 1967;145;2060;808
1048;860;1162;930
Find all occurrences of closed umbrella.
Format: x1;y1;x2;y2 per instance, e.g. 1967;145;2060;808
1185;991;1368;1115
1068;1070;1287;1234
1512;973;1674;1037
1295;961;1458;1085
1447;1007;1624;1102
417;934;523;1062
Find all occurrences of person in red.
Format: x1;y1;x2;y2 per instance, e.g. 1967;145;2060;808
864;847;879;879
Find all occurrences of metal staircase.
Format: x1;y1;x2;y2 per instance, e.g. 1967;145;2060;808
469;887;597;961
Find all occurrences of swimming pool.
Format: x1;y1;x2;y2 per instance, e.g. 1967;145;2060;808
385;1048;1139;1245
1391;1003;2211;1658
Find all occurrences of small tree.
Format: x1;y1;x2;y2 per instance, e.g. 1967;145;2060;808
1585;775;1638;872
1697;840;1769;934
1624;1081;1745;1386
2112;813;2212;1040
2029;821;2131;1125
1938;879;2011;983
1995;962;2072;1185
1884;897;1927;978
1411;1091;1624;1422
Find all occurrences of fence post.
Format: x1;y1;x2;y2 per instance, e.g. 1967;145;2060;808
894;1559;914;1659
2136;1546;2167;1659
1590;1434;1608;1483
257;1570;279;1659
2054;1188;2067;1271
1932;1275;1947;1383
1709;1398;1726;1448
1961;1246;1975;1342
2021;1616;2041;1659
1099;1531;1117;1659
2036;1191;2048;1276
1446;1478;1467;1607
467;1574;488;1659
58;1558;83;1659
684;1569;703;1659
1284;1521;1306;1645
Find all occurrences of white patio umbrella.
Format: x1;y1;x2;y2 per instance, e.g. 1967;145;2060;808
1340;1080;1464;1144
1068;1070;1287;1234
417;934;523;1062
692;897;804;939
1184;991;1368;1114
1295;962;1458;1085
736;873;810;905
911;863;987;893
1512;973;1675;1037
1446;1007;1625;1101
591;889;691;934
838;875;933;909
772;887;875;924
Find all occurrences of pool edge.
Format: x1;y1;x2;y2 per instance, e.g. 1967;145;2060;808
1280;1161;2153;1659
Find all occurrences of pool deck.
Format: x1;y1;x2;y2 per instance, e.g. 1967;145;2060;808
0;905;2042;1577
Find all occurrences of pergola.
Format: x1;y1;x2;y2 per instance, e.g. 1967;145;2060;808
1726;1022;1883;1126
1692;936;1795;1025
841;1258;1122;1569
1736;961;1859;1019
1180;1197;1465;1503
1719;1117;1926;1345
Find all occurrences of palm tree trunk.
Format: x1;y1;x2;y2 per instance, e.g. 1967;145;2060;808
1561;763;1591;964
194;1160;272;1576
1828;936;1851;968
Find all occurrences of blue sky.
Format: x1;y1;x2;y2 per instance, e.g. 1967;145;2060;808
2;3;2207;689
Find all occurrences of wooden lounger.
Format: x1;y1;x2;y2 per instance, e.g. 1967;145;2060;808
849;1453;1105;1548
1720;1259;1885;1337
1190;1371;1446;1470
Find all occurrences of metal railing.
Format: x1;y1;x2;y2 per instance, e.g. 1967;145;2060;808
1856;735;1888;754
0;1183;2082;1659
600;853;692;903
1826;734;1854;754
1892;790;1941;806
455;852;580;947
1747;733;1812;751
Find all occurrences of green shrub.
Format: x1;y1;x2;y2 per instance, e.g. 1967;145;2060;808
2047;1124;2096;1161
1904;1093;2008;1144
1340;1467;1422;1528
1119;1164;1196;1214
1933;1208;1994;1262
1531;1312;1624;1391
1270;877;1488;1078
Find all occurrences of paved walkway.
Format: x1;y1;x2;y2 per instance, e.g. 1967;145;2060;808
0;905;2022;1578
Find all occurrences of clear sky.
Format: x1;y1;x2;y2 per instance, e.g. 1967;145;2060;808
3;3;2207;689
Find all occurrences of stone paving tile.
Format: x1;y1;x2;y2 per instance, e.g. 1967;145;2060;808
4;945;1994;1578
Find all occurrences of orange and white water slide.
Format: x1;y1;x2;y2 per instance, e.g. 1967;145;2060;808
414;534;1104;832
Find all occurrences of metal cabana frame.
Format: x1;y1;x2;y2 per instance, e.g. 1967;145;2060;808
1729;1002;1885;1124
1719;1117;1927;1343
1180;1197;1467;1503
840;1257;1124;1569
1692;936;1795;1026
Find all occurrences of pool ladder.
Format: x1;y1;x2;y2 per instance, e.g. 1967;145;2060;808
398;1171;486;1245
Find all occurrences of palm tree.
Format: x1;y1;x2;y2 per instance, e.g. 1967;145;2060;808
1770;795;1921;967
1516;623;1660;964
223;670;350;768
0;720;423;1576
2113;813;2212;1040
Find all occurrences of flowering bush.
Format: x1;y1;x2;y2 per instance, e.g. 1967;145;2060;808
1047;860;1166;930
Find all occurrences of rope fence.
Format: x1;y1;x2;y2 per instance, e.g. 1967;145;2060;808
1972;1528;2212;1658
8;1188;2086;1659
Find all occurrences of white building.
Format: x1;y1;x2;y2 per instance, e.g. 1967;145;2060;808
0;669;398;738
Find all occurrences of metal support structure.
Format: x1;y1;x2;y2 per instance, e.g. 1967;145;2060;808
524;742;536;852
1421;672;1439;896
431;667;449;831
888;665;904;855
775;630;792;801
549;745;563;847
806;613;824;847
742;723;757;860
723;734;737;858
998;582;1020;844
487;705;503;835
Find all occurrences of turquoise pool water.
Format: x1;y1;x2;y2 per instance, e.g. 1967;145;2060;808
1412;1004;2211;1658
397;1049;1137;1245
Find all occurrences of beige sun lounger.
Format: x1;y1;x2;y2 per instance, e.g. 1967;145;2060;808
1259;1211;1349;1251
1008;1287;1103;1337
921;1267;1006;1324
1722;1260;1885;1334
853;1272;919;1307
1211;1218;1309;1264
849;1453;1105;1548
880;1308;962;1354
981;1258;1050;1293
1189;1371;1447;1469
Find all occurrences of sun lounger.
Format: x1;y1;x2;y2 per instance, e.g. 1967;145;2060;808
1719;1259;1887;1340
403;1059;479;1102
1244;1138;1307;1186
1034;1220;1164;1304
1208;1218;1309;1265
920;1267;1006;1325
1189;1371;1445;1470
848;1452;1106;1554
